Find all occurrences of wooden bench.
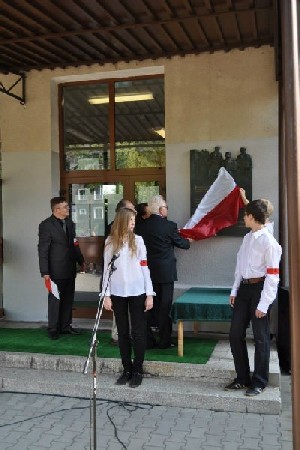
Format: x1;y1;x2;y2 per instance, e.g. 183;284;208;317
171;287;232;356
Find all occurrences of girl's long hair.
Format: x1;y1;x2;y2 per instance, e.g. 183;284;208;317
107;208;137;256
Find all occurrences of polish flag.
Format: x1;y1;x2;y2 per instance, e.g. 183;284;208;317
180;167;244;240
44;278;60;300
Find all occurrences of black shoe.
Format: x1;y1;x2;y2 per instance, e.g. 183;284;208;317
224;380;249;391
281;366;291;375
150;327;159;332
115;371;132;385
157;342;176;349
245;386;264;396
129;372;143;388
61;327;80;335
110;338;119;346
48;330;59;340
146;341;157;350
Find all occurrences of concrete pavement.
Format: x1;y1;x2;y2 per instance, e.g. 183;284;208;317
0;374;292;450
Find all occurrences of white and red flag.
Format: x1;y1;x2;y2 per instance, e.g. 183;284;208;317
44;278;60;300
180;167;244;240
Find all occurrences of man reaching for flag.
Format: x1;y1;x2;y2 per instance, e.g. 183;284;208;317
225;200;282;396
179;167;281;396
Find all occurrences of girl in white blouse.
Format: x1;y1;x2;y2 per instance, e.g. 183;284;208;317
102;208;153;388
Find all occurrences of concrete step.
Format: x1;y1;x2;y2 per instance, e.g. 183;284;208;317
0;340;280;387
0;366;281;414
0;340;281;414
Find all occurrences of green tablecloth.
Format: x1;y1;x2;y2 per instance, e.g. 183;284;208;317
171;287;232;323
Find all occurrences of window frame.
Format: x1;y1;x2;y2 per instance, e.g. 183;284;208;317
58;74;165;189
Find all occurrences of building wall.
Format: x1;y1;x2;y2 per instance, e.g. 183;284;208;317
0;46;278;321
1;151;53;320
164;48;278;293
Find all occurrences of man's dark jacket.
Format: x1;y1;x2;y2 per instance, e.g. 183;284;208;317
135;214;190;283
38;215;84;279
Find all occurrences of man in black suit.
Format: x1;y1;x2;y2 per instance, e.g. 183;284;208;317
38;197;85;340
135;195;192;349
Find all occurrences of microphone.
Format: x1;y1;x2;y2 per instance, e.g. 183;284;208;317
110;252;120;264
109;252;120;271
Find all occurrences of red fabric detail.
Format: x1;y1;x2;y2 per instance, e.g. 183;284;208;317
267;268;279;275
140;260;148;266
73;239;79;246
44;278;51;292
179;185;244;240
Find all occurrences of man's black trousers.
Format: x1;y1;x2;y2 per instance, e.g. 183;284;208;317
229;281;270;389
48;278;75;332
146;282;174;348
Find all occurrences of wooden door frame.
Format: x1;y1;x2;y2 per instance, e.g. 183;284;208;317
61;172;166;206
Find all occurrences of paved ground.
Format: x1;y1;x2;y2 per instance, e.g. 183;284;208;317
0;318;293;449
0;374;292;450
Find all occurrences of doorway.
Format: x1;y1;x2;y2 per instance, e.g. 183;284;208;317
59;74;165;318
64;174;165;318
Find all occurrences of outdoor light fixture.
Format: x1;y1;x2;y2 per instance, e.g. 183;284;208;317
88;92;154;104
153;127;166;138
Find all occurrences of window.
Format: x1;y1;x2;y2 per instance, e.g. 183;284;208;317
93;207;103;220
61;76;165;172
114;78;165;169
78;189;87;200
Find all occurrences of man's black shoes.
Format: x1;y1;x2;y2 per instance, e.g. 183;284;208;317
146;341;157;350
224;380;249;391
157;342;176;349
129;372;143;388
115;371;132;385
48;330;59;340
225;381;264;396
61;327;80;335
245;386;263;396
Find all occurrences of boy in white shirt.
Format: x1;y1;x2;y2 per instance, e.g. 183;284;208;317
225;200;282;396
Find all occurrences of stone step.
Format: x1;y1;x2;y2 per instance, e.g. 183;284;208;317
0;339;281;415
0;340;280;387
0;366;281;414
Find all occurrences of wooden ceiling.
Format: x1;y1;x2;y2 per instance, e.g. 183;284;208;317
0;0;275;74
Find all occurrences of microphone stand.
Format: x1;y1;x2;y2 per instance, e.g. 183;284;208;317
83;258;117;450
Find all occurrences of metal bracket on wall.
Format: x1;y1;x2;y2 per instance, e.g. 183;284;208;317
0;72;26;105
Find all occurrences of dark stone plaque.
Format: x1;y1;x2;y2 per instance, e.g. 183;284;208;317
190;147;252;237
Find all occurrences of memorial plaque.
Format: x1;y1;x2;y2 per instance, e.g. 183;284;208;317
190;147;252;237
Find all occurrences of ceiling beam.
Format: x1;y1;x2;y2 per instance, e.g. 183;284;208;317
3;37;273;72
0;7;272;47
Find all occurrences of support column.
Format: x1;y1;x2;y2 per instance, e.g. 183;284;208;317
281;1;300;448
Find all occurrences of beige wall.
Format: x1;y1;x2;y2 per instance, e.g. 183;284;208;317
1;71;52;152
1;46;276;152
166;47;277;142
0;46;279;321
164;47;278;301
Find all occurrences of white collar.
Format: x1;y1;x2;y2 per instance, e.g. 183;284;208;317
252;227;268;239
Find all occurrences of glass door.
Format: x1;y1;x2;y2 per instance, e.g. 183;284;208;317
69;182;125;239
68;181;126;318
64;175;165;318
